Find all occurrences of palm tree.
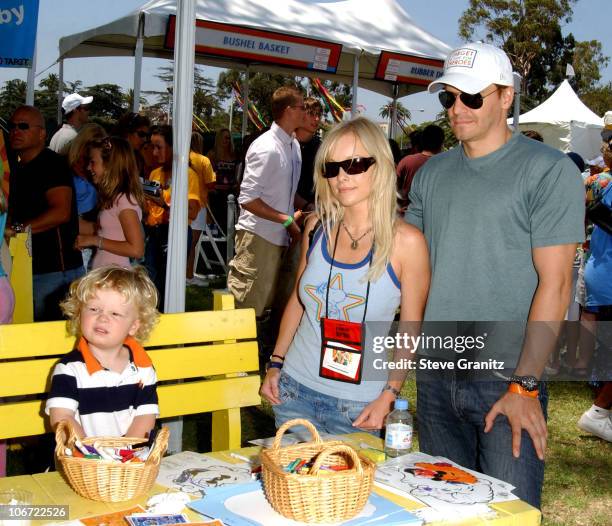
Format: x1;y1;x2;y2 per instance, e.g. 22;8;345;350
379;101;411;121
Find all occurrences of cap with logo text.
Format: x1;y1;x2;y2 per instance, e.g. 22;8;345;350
428;42;514;95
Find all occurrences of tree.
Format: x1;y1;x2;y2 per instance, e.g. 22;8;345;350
379;101;411;121
35;73;62;125
217;70;299;132
458;0;608;110
84;83;128;122
581;82;612;117
147;64;222;127
0;79;27;122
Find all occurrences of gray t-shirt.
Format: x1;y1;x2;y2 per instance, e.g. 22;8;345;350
405;134;584;323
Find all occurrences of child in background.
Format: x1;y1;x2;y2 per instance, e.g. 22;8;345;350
45;265;159;438
76;136;146;269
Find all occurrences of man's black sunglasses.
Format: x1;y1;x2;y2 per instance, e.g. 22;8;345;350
136;130;151;139
438;87;499;110
8;121;42;131
323;157;376;179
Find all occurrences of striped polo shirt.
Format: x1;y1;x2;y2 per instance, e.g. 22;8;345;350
45;336;159;437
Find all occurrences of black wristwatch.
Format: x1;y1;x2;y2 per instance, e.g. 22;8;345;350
509;374;539;391
266;360;283;372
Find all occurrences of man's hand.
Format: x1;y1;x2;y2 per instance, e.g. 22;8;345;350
484;391;547;460
287;221;302;245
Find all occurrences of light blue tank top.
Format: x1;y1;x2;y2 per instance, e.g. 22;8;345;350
283;227;401;402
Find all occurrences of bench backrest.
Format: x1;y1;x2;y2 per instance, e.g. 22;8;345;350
0;292;260;450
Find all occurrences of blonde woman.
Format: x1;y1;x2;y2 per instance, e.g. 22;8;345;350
260;117;430;434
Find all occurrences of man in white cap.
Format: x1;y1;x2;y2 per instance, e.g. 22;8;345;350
405;42;584;508
49;92;93;155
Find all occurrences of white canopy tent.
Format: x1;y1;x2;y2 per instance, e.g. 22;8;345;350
511;80;603;161
57;0;452;105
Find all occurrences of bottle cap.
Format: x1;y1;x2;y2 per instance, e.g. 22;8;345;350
395;398;409;411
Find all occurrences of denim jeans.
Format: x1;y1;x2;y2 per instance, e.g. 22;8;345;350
416;374;548;509
33;267;85;321
272;371;381;437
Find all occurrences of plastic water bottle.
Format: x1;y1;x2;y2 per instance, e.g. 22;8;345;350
384;398;413;458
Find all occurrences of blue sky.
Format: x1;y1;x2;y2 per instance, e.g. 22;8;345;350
1;0;609;124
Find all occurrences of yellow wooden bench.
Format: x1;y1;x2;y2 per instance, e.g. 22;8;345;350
0;292;261;451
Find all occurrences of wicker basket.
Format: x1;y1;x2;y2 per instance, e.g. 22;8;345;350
54;420;169;502
260;418;375;523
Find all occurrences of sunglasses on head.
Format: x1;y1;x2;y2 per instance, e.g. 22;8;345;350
438;87;499;110
8;121;40;131
323;157;376;179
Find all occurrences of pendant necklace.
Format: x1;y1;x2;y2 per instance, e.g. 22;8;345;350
340;221;372;250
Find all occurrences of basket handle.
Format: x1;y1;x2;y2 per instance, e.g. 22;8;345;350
271;419;321;450
145;426;170;465
310;444;363;476
54;419;80;459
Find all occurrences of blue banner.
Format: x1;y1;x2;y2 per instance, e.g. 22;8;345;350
0;0;40;68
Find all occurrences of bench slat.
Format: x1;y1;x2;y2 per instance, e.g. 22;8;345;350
0;309;257;360
0;375;261;440
150;342;259;381
0;342;260;397
158;376;262;419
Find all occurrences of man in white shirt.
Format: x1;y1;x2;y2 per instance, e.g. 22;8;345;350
228;86;306;317
49;93;93;155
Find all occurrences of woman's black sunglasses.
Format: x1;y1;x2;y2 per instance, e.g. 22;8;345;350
438;87;499;110
323;157;376;179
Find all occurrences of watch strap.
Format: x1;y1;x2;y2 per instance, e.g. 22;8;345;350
508;382;539;398
382;384;401;397
266;361;283;371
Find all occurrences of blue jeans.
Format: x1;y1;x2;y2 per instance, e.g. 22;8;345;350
33;267;84;321
416;375;548;509
273;371;381;437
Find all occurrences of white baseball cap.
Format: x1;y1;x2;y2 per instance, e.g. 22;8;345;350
62;93;93;113
429;42;514;95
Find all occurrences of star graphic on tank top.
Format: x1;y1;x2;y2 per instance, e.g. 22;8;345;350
304;273;366;321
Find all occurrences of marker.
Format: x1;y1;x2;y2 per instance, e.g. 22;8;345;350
229;452;252;463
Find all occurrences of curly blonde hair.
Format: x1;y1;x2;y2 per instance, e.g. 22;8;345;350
61;265;159;342
314;117;398;282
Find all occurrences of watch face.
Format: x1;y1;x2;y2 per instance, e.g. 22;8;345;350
523;376;539;391
513;375;538;391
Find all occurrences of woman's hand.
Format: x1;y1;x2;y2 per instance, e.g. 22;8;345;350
260;369;282;405
352;393;395;430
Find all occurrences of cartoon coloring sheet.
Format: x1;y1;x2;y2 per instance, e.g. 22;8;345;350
156;451;252;497
375;452;517;512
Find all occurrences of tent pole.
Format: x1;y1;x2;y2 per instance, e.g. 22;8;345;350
26;41;37;106
242;66;250;138
351;53;359;118
164;0;196;454
57;59;64;125
132;14;145;113
228;96;233;131
512;72;522;134
390;84;399;139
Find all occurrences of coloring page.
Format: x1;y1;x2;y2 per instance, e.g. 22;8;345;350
156;451;252;496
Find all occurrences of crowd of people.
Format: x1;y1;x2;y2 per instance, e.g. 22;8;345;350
0;41;610;510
